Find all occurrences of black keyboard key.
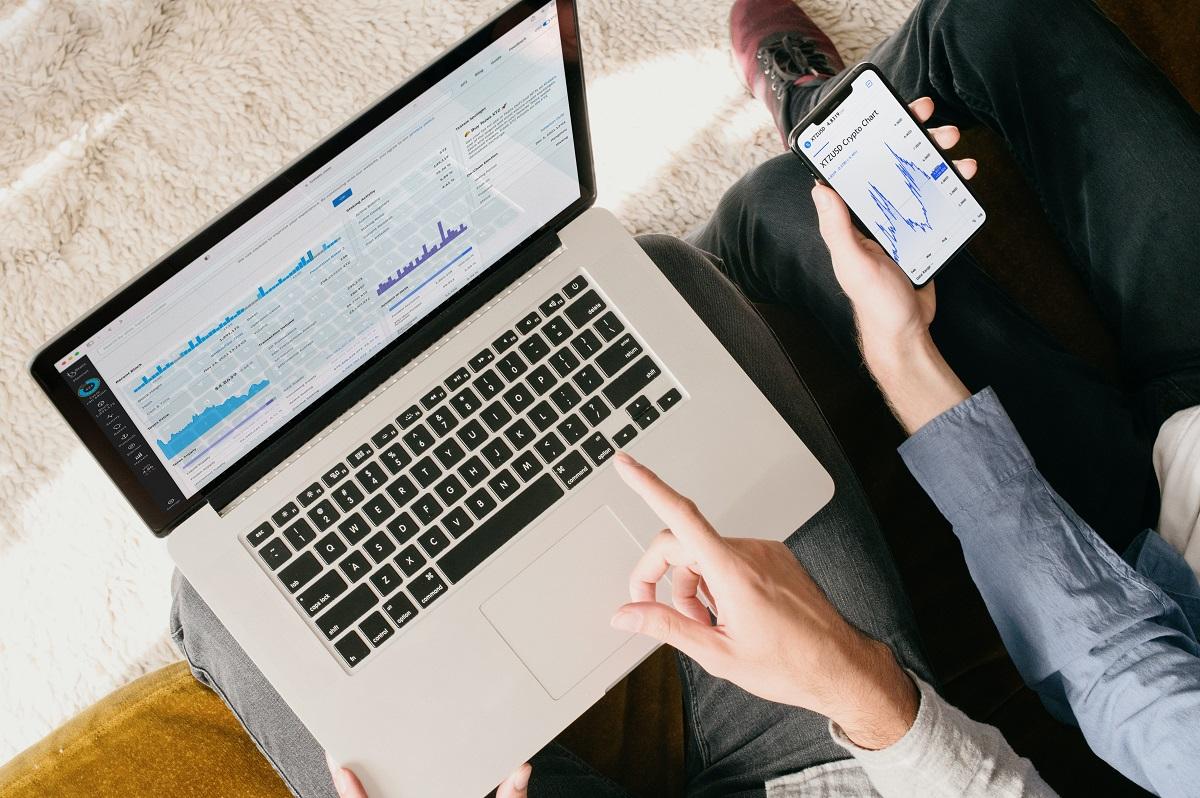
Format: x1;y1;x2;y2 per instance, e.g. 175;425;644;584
458;456;490;487
596;333;643;377
517;311;541;335
562;275;588;298
635;407;661;429
248;522;273;546
334;630;371;667
503;418;535;450
439;475;564;583
417;527;451;558
582;433;616;466
397;404;423;429
613;424;638;448
355;462;388;493
362;494;395;526
296;483;325;508
395;545;427;577
434;438;466;470
627;396;653;418
387;512;420;544
493;329;519;353
603;355;662;409
456;419;488;450
469;349;495;372
272;502;300;526
480;401;513;433
529;400;559;431
364;530;398;563
550;384;582;413
332;482;365;512
409;568;448;607
572;364;604;395
412;494;443;525
526;364;557;396
443;507;474;538
445;367;471;391
658;388;683;411
557;414;587;445
539;293;566;316
278;551;322;593
339;550;372;582
421;386;447;409
580;396;611;426
473;369;505;399
306;500;340;531
543;317;572;345
519;332;551;364
564;289;606;327
427;406;459;437
371;424;398;448
315;530;349;564
359;611;394;648
322;463;351;487
317;583;378;640
497;352;528;381
258;537;291;570
434;474;466;505
465;488;498;520
549;348;580;377
450;387;482;417
571;329;602;359
298;571;348;616
512;451;543;482
481;438;513;469
412;457;443;488
503;384;534;414
383;593;419;629
552;450;592;489
338;512;373;545
535;432;566;463
385;475;418;507
488;469;520;502
594;311;625;342
283;519;317;549
403;424;435;455
380;443;412;475
369;564;403;597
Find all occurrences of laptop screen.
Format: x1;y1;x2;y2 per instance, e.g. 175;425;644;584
43;0;583;524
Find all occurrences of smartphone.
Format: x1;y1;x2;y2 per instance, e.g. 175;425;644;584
789;63;986;286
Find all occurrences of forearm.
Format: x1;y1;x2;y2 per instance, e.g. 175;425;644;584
861;331;970;435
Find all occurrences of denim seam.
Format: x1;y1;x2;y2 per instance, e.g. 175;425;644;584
679;655;712;770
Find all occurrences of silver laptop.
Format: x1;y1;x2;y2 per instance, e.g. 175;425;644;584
30;1;833;794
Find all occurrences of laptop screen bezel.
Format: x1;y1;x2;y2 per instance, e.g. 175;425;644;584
28;0;595;536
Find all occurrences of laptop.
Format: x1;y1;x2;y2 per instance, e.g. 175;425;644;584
29;1;834;794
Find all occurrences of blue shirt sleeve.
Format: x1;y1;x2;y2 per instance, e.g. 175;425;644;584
897;388;1200;798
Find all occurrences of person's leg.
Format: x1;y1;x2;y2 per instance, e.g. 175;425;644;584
634;235;933;798
169;573;628;798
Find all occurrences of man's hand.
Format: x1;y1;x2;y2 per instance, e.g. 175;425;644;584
326;754;531;798
812;97;971;432
610;452;918;749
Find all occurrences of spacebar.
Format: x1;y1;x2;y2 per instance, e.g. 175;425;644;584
438;474;565;584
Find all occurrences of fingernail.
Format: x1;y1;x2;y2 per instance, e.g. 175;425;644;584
610;609;641;632
613;450;634;466
512;763;531;790
811;185;830;210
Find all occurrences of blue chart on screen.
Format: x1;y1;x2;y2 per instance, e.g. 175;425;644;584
867;143;942;266
157;380;270;459
376;220;469;298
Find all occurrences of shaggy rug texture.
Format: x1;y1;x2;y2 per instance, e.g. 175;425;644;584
0;0;914;757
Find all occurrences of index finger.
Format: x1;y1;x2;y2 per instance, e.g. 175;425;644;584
612;452;726;565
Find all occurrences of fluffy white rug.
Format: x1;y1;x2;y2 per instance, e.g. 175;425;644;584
0;0;914;759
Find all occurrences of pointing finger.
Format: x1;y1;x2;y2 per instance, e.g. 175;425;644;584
613;452;727;567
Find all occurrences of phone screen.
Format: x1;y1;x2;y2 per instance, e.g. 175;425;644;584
796;68;985;285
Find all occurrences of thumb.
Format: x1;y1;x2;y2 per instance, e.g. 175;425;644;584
496;763;532;798
811;184;864;263
611;602;719;663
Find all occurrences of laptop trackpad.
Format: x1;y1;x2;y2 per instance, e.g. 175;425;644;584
481;506;645;699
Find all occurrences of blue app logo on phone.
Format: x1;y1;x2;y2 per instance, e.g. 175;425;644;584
803;140;812;149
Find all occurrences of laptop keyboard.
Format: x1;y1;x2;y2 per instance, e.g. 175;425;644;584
243;274;685;670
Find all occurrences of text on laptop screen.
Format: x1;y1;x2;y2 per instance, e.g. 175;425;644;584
55;2;579;510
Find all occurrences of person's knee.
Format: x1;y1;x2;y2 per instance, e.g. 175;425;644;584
704;154;812;248
911;0;1039;46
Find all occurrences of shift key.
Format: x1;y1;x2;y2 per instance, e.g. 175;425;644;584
315;583;378;640
602;355;662;410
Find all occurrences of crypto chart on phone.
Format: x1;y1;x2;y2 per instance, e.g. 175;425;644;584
56;2;579;505
798;70;984;284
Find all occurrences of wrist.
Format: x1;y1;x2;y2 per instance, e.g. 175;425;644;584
831;639;919;750
860;331;970;434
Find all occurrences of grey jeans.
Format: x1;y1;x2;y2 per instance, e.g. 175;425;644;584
171;234;932;798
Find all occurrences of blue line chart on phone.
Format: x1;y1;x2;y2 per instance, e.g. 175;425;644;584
866;143;943;266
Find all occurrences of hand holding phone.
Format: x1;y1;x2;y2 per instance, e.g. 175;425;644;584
790;64;985;286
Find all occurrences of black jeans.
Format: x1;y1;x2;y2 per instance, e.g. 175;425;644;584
694;0;1200;550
